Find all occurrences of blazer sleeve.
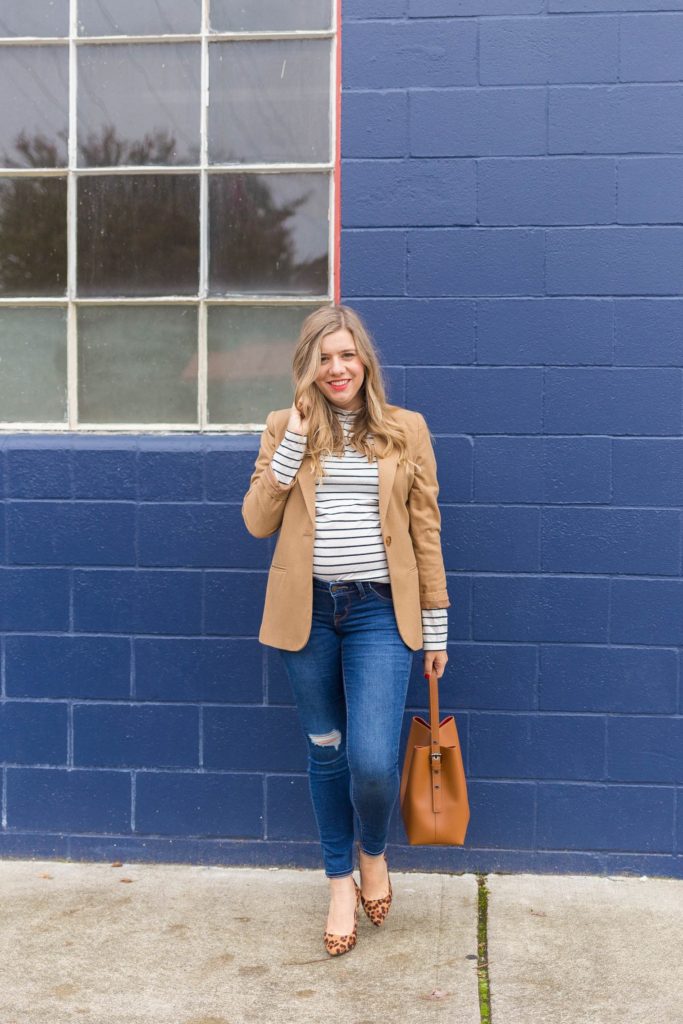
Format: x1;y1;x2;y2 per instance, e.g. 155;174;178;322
242;411;299;538
407;412;450;610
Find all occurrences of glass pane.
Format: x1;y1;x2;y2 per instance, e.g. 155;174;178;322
209;40;330;164
77;175;199;297
210;0;332;31
78;44;200;167
209;173;328;295
0;46;68;167
207;305;311;424
0;308;67;422
78;0;201;36
0;1;69;38
0;177;67;296
78;306;198;424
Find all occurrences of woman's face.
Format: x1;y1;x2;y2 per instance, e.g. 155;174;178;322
314;328;366;411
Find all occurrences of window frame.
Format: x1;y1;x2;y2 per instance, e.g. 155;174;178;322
0;0;341;433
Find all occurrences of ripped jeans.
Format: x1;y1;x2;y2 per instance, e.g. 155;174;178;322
277;578;414;878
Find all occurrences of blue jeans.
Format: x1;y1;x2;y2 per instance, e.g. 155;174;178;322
277;578;414;878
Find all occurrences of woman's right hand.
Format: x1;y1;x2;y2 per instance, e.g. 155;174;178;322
287;400;310;436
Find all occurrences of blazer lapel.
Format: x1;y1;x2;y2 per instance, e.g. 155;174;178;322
297;448;399;529
297;454;317;528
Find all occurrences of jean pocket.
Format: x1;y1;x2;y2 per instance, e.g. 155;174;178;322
368;582;394;603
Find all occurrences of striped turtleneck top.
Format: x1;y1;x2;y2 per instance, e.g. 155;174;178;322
269;405;448;651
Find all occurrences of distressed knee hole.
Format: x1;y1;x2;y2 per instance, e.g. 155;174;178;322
308;728;342;751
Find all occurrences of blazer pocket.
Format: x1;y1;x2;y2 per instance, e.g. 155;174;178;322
408;563;418;573
270;563;287;572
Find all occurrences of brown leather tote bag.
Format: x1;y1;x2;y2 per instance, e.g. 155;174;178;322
399;666;470;845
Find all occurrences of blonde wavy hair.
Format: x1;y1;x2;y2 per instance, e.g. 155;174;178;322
291;304;419;482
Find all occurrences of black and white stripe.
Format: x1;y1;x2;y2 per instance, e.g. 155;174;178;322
270;429;308;482
270;407;448;650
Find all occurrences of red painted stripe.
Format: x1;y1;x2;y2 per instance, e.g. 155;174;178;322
334;0;342;304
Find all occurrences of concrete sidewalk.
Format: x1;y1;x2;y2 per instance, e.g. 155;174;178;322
0;859;681;1024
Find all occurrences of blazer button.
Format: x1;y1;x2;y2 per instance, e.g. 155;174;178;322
385;535;392;546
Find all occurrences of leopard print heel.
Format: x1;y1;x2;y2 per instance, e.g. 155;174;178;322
323;877;361;957
358;844;393;927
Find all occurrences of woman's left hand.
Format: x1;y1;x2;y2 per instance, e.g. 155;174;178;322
424;649;448;680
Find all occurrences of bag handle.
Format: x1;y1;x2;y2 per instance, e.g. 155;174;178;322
427;666;443;810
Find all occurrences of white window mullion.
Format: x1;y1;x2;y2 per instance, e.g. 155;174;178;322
0;296;335;309
328;0;339;303
0;163;334;177
2;31;334;46
198;0;210;430
66;0;79;428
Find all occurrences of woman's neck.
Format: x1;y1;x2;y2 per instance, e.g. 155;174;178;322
330;402;361;415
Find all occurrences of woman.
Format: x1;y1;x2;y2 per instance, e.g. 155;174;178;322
241;304;449;957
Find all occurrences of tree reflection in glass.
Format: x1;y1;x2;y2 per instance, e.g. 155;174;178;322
0;45;68;168
77;170;200;297
79;125;180;168
1;129;328;301
0;175;67;296
209;173;328;295
77;42;200;168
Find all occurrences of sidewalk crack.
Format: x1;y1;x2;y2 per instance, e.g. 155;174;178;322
477;873;492;1023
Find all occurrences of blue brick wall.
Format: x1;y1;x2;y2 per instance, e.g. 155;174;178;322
0;1;681;878
342;0;683;878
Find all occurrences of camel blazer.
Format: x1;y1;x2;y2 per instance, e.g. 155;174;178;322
241;403;450;652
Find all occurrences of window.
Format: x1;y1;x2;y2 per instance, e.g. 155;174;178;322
0;0;339;430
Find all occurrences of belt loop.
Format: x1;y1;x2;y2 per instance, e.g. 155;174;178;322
355;580;365;598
